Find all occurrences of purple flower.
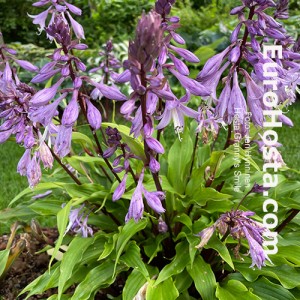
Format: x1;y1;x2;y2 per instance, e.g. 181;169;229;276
39;140;53;169
145;137;164;154
28;7;51;33
125;178;144;223
15;59;39;72
65;205;93;237
278;114;293;127
27;152;42;188
65;2;82;15
54;125;73;157
243;226;271;269
86;99;102;130
66;12;85;39
149;155;160;173
29;92;67;126
169;68;210;96
196;210;272;269
17;149;31;176
251;183;269;193
156;94;199;137
196;47;230;80
143;189;165;214
30;78;64;107
158;216;168;233
92;81;127;101
0;129;12;144
169;45;200;63
113;173;128;201
215;80;231;121
62;90;79;126
168;53;189;76
228;71;247;124
242;70;264;127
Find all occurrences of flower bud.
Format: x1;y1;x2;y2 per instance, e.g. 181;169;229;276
86;99;102;130
113;173;128;201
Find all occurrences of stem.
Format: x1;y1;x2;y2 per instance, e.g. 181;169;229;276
156;128;162;162
121;144;138;185
223;124;232;150
235;189;252;212
140;65;173;242
102;207;121;226
78;94;121;183
140;66;163;192
188;132;199;179
276;209;299;233
49;147;82;185
235;6;256;70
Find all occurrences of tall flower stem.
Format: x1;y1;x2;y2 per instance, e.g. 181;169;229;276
276;209;299;233
188;132;199;179
48;147;82;185
235;189;252;212
223;124;232;150
235;6;256;70
140;67;163;192
78;96;120;183
140;66;174;243
67;54;120;183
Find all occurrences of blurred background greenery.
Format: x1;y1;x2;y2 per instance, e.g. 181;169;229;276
0;0;299;207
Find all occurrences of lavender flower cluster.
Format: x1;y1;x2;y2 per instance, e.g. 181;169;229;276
197;209;272;269
0;0;128;188
197;0;299;132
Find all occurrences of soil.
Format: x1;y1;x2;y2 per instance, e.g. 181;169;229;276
0;228;59;300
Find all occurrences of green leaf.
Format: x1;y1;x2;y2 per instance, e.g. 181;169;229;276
123;269;148;300
168;127;193;194
216;280;260;300
277;245;300;265
48;296;71;300
187;255;217;300
121;242;149;279
189;187;232;206
234;275;297;300
49;201;72;268
146;278;179;300
155;242;190;286
98;233;118;260
71;132;94;148
58;237;95;299
63;183;107;199
114;218;148;275
71;260;125;300
20;263;60;299
29;199;62;215
173;213;193;231
0;249;9;276
8;182;64;207
144;234;167;263
224;146;260;172
235;259;300;289
206;234;234;270
0;206;36;222
174;269;193;293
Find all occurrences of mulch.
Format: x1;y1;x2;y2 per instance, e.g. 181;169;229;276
0;228;58;300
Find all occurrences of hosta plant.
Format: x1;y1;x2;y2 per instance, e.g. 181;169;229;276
0;0;300;299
